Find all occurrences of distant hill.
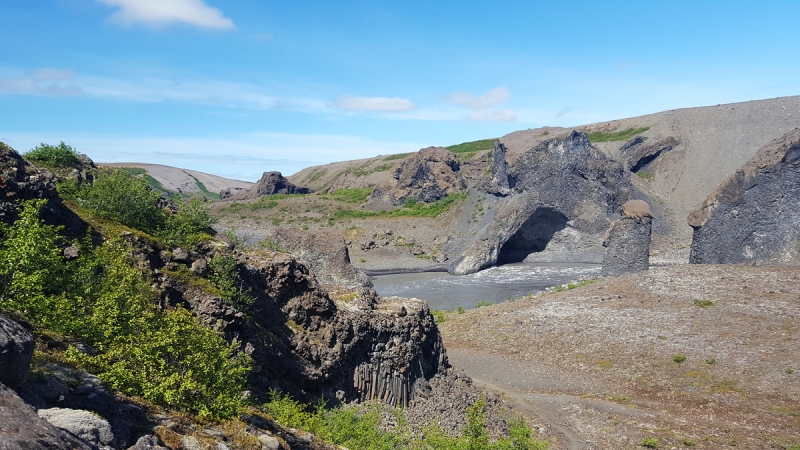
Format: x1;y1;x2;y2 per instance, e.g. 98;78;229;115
100;162;253;201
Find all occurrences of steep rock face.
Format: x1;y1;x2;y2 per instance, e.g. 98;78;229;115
618;136;679;172
485;140;510;196
0;383;93;450
602;200;654;277
452;131;634;274
151;248;447;408
368;147;466;207
271;228;372;290
0;315;34;387
0;143;88;238
220;171;311;200
688;128;800;265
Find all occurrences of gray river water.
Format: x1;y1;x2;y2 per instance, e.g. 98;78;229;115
371;263;601;310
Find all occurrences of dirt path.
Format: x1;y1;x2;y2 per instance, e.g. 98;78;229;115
439;265;800;449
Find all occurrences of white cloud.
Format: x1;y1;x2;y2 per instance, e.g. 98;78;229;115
98;0;235;29
468;109;516;122
337;96;416;112
446;86;511;110
30;68;76;82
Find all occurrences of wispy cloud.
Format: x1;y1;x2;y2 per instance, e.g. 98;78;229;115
0;68;85;96
468;109;516;122
445;86;515;122
446;87;511;110
337;96;416;112
98;0;235;29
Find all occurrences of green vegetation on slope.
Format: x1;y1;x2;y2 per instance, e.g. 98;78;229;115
587;127;650;143
23;141;82;168
58;168;217;247
264;391;548;450
447;138;496;154
0;200;251;418
333;191;467;221
383;153;412;161
331;187;374;203
185;171;221;201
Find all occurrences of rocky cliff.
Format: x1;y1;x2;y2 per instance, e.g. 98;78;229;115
220;171;311;200
451;131;636;274
688;128;800;265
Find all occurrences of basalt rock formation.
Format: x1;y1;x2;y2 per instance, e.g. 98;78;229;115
368;147;466;208
452;131;635;274
618;136;679;172
0;142;87;237
270;228;373;290
603;200;654;277
688;128;800;265
220;171;311;200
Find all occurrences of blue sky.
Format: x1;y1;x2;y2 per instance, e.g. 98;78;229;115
1;0;798;180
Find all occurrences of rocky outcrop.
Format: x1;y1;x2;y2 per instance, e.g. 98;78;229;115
38;408;115;448
220;171;311;200
452;131;634;274
602;200;654;277
688;128;800;265
0;142;88;237
486;140;510;195
271;228;372;290
0;383;94;450
619;136;679;172
0;315;34;387
368;147;466;207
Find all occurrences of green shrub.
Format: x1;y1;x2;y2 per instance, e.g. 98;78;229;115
23;141;81;168
672;354;687;363
476;300;493;308
0;200;250;418
208;255;255;310
694;299;715;308
457;306;465;314
640;436;659;448
431;309;447;323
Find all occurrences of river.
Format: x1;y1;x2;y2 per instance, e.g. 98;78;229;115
371;262;601;310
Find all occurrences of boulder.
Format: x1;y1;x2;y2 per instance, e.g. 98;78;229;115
0;383;93;449
368;147;466;206
688;128;800;265
0;314;34;387
37;408;115;447
603;200;654;277
271;228;372;290
221;171;311;201
127;435;169;450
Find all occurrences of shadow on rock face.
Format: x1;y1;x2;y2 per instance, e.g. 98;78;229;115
497;208;568;264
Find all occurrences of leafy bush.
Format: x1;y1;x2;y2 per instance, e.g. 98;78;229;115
59;169;216;246
0;201;250;418
208;255;255;310
23;141;81;168
640;436;659;448
263;391;548;450
672;354;687;363
694;299;715;308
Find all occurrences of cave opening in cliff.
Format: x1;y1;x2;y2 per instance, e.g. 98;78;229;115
497;208;568;264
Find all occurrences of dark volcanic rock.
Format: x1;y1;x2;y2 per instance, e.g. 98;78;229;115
602;200;654;277
0;315;34;387
0;382;93;450
688;128;800;265
221;171;311;201
452;131;634;274
0;142;88;237
619;136;679;172
369;147;466;207
485;140;510;196
271;228;372;290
